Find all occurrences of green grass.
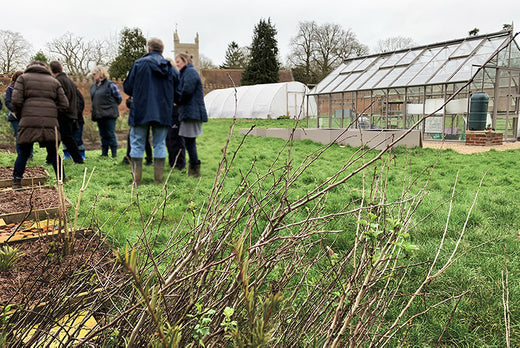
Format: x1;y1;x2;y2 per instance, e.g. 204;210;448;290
0;117;519;345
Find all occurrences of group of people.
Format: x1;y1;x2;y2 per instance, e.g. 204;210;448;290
124;38;207;185
3;37;207;188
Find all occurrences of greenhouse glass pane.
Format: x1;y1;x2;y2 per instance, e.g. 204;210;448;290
313;64;345;93
337;72;362;91
449;58;481;82
409;46;457;85
392;63;426;86
352;56;377;71
380;52;407;68
338;60;355;73
429;58;466;84
360;68;392;89
319;74;352;94
398;50;421;65
472;38;504;60
374;66;407;88
450;39;483;58
348;56;389;90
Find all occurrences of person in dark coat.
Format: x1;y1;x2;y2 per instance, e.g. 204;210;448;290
166;103;185;170
11;61;69;188
90;65;122;158
175;53;208;177
50;60;84;164
73;89;86;159
4;71;25;156
123;38;178;186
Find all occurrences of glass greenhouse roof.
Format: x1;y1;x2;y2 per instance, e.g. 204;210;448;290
311;31;515;95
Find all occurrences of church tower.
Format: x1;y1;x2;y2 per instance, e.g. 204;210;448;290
174;30;200;71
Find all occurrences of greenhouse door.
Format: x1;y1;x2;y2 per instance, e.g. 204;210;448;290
492;68;520;141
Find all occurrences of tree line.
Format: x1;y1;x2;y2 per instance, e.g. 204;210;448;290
0;20;417;86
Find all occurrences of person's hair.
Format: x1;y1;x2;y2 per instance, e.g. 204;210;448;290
27;61;50;72
10;71;23;84
49;60;63;74
166;57;178;71
147;38;164;54
176;53;192;65
92;66;110;80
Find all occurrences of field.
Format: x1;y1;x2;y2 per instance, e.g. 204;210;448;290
0;115;518;346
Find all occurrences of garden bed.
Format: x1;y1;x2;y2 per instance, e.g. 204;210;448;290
0;230;117;306
0;186;69;224
0;167;49;188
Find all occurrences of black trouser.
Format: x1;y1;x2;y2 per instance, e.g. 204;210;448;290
58;116;83;163
126;125;152;163
166;124;185;169
15;142;64;180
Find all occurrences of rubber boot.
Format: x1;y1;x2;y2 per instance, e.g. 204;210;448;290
131;158;142;187
63;150;71;160
111;146;117;158
12;178;22;189
188;161;201;178
80;151;86;160
101;145;108;157
154;158;165;184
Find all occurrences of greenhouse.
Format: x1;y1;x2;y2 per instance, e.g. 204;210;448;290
204;81;316;119
308;29;520;141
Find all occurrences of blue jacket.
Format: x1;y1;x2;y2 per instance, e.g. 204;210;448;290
123;51;178;127
4;84;14;111
177;63;208;123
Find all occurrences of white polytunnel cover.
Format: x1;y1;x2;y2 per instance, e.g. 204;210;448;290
204;81;316;119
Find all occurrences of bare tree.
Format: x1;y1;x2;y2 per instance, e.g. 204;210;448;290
375;36;416;53
199;54;217;69
47;32;114;78
0;30;31;75
288;21;368;85
287;21;318;84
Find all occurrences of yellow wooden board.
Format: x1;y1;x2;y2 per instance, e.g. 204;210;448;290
22;310;97;346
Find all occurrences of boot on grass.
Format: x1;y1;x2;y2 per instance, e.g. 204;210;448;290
154;158;165;184
188;161;201;178
131;158;142;187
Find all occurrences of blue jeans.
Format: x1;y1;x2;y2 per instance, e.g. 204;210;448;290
14;142;63;179
130;123;168;159
97;118;118;154
10;120;24;156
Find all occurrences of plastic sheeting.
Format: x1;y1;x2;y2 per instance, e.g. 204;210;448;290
204;82;315;119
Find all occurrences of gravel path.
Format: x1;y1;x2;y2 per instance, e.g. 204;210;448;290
422;140;520;154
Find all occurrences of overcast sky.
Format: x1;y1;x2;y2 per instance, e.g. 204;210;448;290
3;0;520;66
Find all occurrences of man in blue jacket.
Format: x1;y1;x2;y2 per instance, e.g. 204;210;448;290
123;38;178;186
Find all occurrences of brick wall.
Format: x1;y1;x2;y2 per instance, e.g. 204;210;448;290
465;131;503;146
1;76;130;116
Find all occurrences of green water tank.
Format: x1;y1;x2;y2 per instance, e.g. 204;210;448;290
469;92;489;131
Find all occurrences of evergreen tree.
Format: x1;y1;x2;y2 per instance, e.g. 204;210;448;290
31;51;49;65
109;27;147;79
241;18;280;85
220;41;247;69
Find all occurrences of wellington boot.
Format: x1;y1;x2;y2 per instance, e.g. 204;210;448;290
12;178;22;189
188;161;201;178
154;158;165;184
131;158;143;187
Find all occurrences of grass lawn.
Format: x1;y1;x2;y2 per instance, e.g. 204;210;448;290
0;117;518;345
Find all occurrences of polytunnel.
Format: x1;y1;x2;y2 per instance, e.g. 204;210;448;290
204;81;316;119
